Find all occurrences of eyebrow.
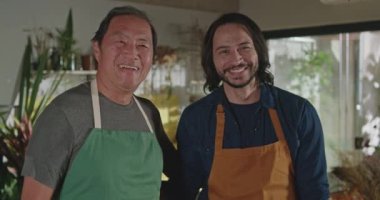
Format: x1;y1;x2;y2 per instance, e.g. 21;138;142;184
239;41;253;46
214;41;253;51
110;31;151;42
214;45;229;52
136;38;150;43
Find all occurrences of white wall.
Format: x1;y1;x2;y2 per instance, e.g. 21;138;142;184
2;0;380;105
0;0;218;105
239;0;380;31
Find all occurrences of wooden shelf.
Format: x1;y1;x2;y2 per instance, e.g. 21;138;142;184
43;70;97;76
63;70;97;75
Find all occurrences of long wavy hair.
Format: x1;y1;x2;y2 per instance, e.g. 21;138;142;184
201;13;273;92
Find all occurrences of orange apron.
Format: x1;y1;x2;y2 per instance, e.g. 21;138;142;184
207;104;296;200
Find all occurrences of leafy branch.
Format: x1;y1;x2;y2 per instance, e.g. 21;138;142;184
0;9;73;199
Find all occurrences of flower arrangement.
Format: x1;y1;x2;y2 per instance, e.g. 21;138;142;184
330;115;380;200
331;151;380;200
361;115;380;156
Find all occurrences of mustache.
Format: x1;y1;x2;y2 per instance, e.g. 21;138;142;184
223;62;249;74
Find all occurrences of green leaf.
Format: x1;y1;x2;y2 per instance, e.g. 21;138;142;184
26;52;48;119
65;8;73;41
1;9;73;197
17;37;33;120
31;72;65;122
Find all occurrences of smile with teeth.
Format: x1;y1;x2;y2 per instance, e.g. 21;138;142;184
225;65;247;74
118;64;139;70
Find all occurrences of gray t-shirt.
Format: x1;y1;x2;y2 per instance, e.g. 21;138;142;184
22;82;164;192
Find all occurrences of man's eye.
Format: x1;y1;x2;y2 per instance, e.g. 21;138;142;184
241;45;252;50
116;41;125;46
218;50;229;55
137;43;149;49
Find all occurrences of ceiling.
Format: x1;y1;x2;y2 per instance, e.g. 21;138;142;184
124;0;239;13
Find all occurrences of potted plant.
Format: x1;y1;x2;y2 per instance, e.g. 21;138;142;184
56;8;76;70
0;9;75;199
0;37;63;199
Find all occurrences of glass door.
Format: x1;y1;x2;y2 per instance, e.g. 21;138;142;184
267;31;380;170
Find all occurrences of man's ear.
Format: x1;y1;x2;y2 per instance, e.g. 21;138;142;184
92;41;101;63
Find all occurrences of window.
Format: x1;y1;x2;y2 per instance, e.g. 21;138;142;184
267;30;380;170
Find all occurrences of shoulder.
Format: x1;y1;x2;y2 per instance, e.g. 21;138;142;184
50;82;91;110
134;96;159;114
134;95;161;120
178;90;220;132
265;85;314;117
36;82;93;132
278;86;317;114
182;89;220;116
269;85;308;107
135;96;157;109
267;84;322;138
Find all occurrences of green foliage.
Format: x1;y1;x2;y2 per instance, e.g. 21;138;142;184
0;163;19;200
0;9;72;199
0;37;64;199
293;50;333;87
18;38;53;122
56;8;76;70
287;49;334;106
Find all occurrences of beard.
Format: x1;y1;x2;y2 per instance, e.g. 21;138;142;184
219;62;257;88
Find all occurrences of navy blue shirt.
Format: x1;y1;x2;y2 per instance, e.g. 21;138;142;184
176;84;329;200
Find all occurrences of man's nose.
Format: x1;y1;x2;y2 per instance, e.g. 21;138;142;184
229;50;243;65
121;42;138;58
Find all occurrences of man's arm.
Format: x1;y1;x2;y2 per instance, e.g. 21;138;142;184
176;109;206;200
295;101;330;200
150;104;183;199
21;103;74;200
21;177;53;200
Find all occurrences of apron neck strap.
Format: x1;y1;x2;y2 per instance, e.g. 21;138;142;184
268;108;286;141
91;79;101;128
215;104;225;150
90;79;154;133
133;96;154;133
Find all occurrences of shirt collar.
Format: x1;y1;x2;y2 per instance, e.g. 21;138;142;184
259;83;276;109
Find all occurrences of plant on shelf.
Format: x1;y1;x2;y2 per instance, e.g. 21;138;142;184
24;8;77;71
56;8;76;70
0;9;75;199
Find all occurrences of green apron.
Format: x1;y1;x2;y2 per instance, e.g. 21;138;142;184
60;80;163;199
